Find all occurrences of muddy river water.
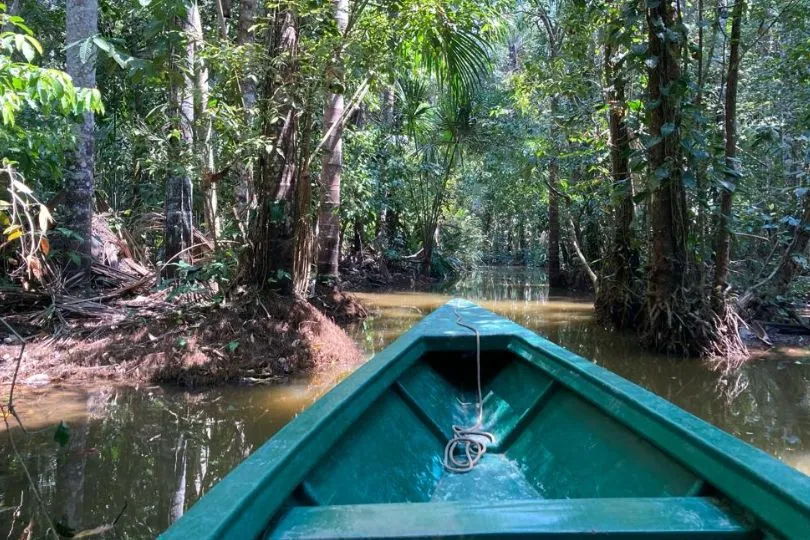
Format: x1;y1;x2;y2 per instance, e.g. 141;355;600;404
2;267;809;538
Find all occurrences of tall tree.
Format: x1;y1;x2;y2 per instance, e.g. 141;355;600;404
187;1;220;247
546;140;562;286
245;6;300;292
291;108;315;295
534;2;564;287
64;0;98;272
317;0;350;281
642;0;691;352
692;0;722;285
163;9;195;278
235;0;259;217
712;0;745;314
595;9;638;328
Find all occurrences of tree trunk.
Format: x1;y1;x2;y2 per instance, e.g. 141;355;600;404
64;0;98;272
386;208;399;247
382;86;395;125
353;218;364;255
245;7;299;292
163;13;195;278
568;214;598;292
291;110;315;296
595;32;638;328
693;0;721;284
419;141;458;277
547;156;563;287
518;217;526;257
188;1;220;247
376;86;395;245
317;0;350;280
215;0;229;37
711;0;745;314
642;0;691;353
235;0;260;218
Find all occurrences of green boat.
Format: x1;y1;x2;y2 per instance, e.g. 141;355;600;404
162;300;810;539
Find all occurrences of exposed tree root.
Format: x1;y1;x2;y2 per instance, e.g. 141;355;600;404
641;287;747;370
739;290;810;331
594;278;643;331
705;299;749;373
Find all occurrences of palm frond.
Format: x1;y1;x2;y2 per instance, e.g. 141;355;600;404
395;76;434;139
420;14;492;99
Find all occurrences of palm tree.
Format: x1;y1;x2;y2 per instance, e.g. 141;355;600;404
64;0;98;272
399;7;492;275
398;78;477;276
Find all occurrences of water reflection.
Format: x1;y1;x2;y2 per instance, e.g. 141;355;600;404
1;266;809;538
0;384;324;538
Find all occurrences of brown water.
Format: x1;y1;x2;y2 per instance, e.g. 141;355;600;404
2;267;810;538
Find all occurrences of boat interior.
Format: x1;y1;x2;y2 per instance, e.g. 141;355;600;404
264;349;755;538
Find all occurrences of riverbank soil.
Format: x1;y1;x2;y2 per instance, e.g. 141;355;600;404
0;289;367;387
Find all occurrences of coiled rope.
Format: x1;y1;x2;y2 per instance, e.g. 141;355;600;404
442;306;495;473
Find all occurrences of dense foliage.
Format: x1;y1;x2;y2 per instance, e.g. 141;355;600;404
2;0;810;361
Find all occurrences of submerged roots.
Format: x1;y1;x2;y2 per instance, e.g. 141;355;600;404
641;288;748;370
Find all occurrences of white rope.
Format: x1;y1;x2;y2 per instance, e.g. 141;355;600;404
443;306;494;473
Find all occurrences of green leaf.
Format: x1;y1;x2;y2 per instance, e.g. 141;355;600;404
227;341;240;353
24;35;42;54
644;136;662;149
54;421;70;447
92;36;136;70
80;38;92;64
627;99;643;112
12;180;32;194
15;34;35;61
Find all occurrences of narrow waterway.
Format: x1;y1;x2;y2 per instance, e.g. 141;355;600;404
2;267;809;538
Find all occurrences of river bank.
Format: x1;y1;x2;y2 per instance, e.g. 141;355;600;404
0;288;367;388
3;260;809;391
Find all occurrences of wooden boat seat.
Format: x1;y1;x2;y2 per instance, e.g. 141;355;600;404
266;497;756;539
